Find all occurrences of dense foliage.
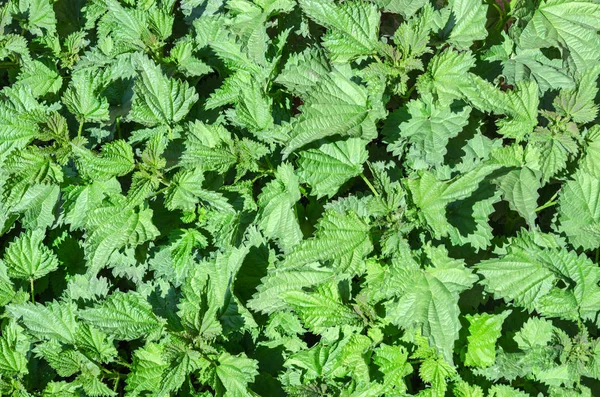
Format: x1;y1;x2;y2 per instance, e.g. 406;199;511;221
1;0;600;395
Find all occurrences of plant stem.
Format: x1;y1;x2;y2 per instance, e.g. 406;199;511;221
360;173;380;198
148;186;169;199
30;278;34;303
113;374;120;392
535;191;560;213
535;200;557;213
77;120;84;138
298;184;309;198
402;84;416;100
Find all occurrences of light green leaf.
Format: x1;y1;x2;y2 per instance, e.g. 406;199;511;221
440;0;488;49
554;64;600;123
484;33;574;94
393;98;471;168
164;168;205;212
298;138;368;198
215;352;259;397
247;263;334;314
17;60;62;97
284;69;375;157
282;209;372;276
371;0;426;18
557;171;600;250
7;301;78;344
125;343;168;396
128;55;199;127
79;292;160;340
72;140;135;182
4;229;59;280
477;232;600;321
373;344;412;394
581;126;600;178
62;70;110;123
257;163;303;252
497;166;541;227
519;0;600;73
284;282;361;333
416;49;476;106
0;337;28;376
299;0;380;62
464;311;510;368
83;203;160;276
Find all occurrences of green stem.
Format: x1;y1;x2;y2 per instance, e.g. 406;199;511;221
535;200;557;213
402;84;416;100
113;374;120;392
30;278;34;303
490;2;504;18
264;155;276;172
535;191;560;213
77;120;84;138
148;186;169;199
116;116;122;140
360;173;380;198
595;248;599;264
298;184;309;198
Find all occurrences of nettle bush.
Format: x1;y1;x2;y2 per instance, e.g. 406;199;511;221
1;0;600;395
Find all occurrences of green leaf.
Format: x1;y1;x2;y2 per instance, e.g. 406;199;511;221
3;229;59;280
0;337;28;376
128;55;199;127
407;164;502;249
0;86;43;161
149;229;207;287
497;166;541;227
247;263;335;314
519;0;600;73
464;311;510;368
488;385;530;397
79;292;161;340
297;138;368;199
7;301;78;344
257;163;303;252
557;171;600;250
439;0;488;49
386;258;476;364
214;352;259;397
299;0;380;62
284;281;361;333
125;343;168;396
181;121;237;173
373;344;412;394
391;98;471;168
282;209;373;276
371;0;426;18
283;69;375;157
554;64;600;123
16;60;62;97
72;140;135;181
11;0;56;35
484;33;575;94
83;202;160;276
62;70;110;123
464;78;540;141
417;49;476;106
581;126;600;178
477;232;600;321
164;168;205;212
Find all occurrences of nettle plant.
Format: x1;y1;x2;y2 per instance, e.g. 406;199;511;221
1;0;600;396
